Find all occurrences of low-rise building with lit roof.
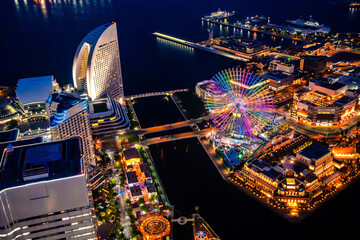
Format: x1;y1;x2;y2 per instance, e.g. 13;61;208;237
291;78;359;127
296;142;333;177
89;94;130;136
123;148;141;166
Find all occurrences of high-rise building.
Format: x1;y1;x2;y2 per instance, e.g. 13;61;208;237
47;91;96;166
0;137;97;240
72;22;124;101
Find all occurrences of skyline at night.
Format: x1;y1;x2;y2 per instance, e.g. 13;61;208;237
1;0;360;239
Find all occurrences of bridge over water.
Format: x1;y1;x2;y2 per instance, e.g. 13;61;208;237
141;128;211;145
125;89;189;100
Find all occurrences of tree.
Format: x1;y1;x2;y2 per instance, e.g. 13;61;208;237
138;198;145;206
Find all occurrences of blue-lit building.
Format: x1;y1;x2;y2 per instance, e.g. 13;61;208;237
0;137;97;239
47;91;95;166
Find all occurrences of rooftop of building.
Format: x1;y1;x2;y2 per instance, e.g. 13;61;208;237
0;136;83;191
123;148;140;160
219;36;265;48
301;55;328;61
262;168;282;180
126;171;139;184
16;76;56;105
197;80;225;96
48;92;88;127
224;149;241;167
88;95;113;117
89;95;130;134
143;170;151;179
262;71;293;81
0;136;43;160
0;129;19;143
146;184;156;193
297;143;330;160
297;83;356;108
311;78;347;91
130;186;142;197
304;172;318;183
139;163;149;172
337;76;360;90
270;59;295;67
248;160;282;180
79;22;116;47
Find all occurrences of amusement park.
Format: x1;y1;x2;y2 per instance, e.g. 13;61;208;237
197;67;283;168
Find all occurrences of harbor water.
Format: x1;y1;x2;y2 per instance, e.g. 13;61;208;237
1;0;360;237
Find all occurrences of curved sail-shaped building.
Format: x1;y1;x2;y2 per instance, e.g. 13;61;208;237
73;22;123;100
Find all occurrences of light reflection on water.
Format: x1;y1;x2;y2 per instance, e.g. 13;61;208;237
156;37;194;56
12;0;113;21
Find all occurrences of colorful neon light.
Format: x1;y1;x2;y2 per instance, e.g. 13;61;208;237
205;68;274;137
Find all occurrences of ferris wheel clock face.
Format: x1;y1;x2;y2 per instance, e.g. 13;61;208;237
205;68;274;137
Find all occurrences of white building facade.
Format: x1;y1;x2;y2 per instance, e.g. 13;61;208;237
72;22;124;101
0;137;97;240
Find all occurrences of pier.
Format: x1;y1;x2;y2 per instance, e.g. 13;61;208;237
153;32;249;61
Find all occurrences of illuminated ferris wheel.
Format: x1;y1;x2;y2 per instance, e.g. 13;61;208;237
205;68;275;137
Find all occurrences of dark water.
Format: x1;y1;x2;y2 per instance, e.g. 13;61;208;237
1;0;360;94
132;96;184;128
151;138;360;239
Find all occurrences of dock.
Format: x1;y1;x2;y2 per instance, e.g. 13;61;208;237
153;32;249;61
202;18;308;43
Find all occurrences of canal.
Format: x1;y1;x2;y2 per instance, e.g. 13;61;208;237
149;138;290;239
149;137;360;239
132;95;185;128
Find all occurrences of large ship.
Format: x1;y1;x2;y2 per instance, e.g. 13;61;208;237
285;15;331;35
286;16;324;28
203;9;235;20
